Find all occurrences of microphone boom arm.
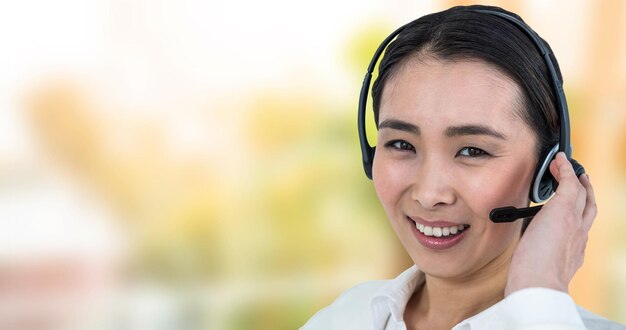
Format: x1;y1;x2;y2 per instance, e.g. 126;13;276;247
489;205;543;223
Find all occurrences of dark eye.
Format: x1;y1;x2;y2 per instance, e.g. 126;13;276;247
386;140;415;152
457;147;488;157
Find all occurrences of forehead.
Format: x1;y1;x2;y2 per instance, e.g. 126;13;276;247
379;57;524;128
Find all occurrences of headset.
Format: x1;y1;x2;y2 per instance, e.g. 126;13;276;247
357;8;586;222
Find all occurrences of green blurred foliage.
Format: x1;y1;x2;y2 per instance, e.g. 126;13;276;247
17;3;626;329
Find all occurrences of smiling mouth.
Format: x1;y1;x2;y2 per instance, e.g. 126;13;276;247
408;217;470;237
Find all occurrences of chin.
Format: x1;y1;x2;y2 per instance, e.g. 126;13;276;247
402;227;520;281
410;251;477;279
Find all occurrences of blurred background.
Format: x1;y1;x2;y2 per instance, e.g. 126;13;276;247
1;0;625;329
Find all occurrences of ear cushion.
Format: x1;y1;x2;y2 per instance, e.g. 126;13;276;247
364;146;376;180
530;143;559;203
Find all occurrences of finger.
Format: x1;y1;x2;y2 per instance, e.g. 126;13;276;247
552;152;583;201
579;174;597;231
554;152;575;182
548;158;559;180
550;153;587;217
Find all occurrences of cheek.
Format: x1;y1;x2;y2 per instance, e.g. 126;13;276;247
462;159;536;217
372;155;406;215
372;158;393;210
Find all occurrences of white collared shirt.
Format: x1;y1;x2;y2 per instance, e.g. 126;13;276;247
301;266;625;330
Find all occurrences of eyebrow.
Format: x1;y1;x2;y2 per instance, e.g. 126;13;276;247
378;119;507;140
378;119;420;135
445;125;507;140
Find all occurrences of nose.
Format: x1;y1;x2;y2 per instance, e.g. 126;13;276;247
410;156;457;209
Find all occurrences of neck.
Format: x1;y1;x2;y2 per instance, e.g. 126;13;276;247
405;237;518;329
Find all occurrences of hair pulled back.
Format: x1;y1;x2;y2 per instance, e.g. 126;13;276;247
371;5;560;160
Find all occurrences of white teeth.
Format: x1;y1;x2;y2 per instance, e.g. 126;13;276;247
415;222;468;237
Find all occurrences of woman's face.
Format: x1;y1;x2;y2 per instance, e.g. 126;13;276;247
373;57;538;279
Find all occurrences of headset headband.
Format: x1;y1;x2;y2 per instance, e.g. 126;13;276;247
358;9;572;181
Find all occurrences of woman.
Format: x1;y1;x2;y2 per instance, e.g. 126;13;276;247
302;5;624;330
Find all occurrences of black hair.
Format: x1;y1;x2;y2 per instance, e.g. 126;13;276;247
371;5;559;163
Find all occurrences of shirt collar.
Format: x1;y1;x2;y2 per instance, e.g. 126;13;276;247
368;265;503;330
370;265;424;329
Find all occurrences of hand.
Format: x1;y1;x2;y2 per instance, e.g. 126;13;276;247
505;152;597;296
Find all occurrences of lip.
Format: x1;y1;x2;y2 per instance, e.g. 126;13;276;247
408;216;465;228
407;216;469;250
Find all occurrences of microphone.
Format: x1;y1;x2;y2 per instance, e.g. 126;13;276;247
490;205;543;223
